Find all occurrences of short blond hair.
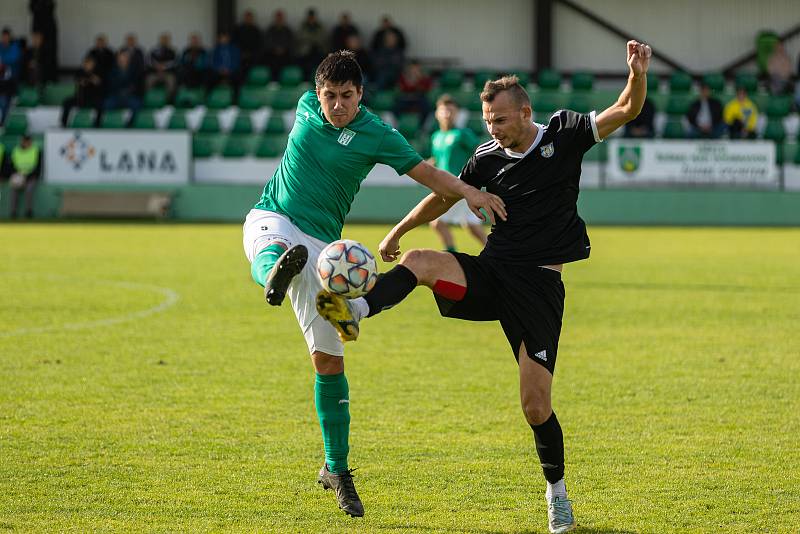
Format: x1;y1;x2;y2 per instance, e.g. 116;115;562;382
480;75;531;107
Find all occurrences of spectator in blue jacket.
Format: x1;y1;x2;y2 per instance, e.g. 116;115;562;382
209;31;241;97
104;50;142;126
0;28;22;80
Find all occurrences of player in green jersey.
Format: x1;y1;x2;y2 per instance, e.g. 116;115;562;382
242;51;506;518
429;94;487;252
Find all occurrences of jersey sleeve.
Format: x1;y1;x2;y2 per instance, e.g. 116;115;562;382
375;126;424;175
551;109;601;154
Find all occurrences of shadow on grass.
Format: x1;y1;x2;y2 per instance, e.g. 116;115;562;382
382;524;637;534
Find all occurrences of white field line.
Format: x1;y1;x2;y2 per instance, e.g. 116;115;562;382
0;277;180;338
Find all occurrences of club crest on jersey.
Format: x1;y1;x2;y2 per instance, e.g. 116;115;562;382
337;128;356;146
540;142;555;158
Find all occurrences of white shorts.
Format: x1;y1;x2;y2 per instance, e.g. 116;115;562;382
242;209;345;357
437;199;483;226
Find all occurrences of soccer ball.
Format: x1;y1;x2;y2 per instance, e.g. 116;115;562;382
317;239;379;298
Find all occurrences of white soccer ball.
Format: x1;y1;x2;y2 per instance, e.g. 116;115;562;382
317;239;379;298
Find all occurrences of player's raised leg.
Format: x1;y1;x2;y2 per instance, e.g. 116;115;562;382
519;342;575;533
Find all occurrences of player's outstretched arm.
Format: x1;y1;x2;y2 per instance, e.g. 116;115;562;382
595;40;652;140
378;193;458;262
406;161;506;225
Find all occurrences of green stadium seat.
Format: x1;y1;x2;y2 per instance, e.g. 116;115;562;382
510;71;531;88
464;91;484;112
662;119;685;139
438;69;464;90
206;86;233;109
100;110;127;129
255;134;287;158
167;110;187;129
246;66;271;87
466;116;486;136
0;134;21;152
409;135;431;159
763;119;785;142
68;109;95;128
666;95;692;117
646;73;660;93
42;82;74;105
3;112;28;134
368;90;396;112
268;88;302;111
571;71;594;92
264;114;287;134
669;71;693;93
537;69;561;90
734;72;758;93
192;133;224;158
395;113;421;138
231;112;254;134
198;112;221;133
766;97;792;118
16;86;40;107
222;134;259;158
279;66;304;87
174;86;203;108
143;87;168;109
702;72;725;93
532;91;564;114
131;110;157;129
473;71;497;89
238;87;267;110
568;94;592;113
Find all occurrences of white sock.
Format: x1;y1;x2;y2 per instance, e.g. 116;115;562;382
350;297;369;321
546;478;567;500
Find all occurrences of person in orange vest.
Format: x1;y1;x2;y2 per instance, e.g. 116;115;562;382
7;134;41;218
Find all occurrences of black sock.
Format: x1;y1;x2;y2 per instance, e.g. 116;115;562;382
364;264;418;317
530;411;565;483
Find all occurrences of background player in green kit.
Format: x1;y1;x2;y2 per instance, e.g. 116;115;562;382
429;94;487;252
241;51;506;518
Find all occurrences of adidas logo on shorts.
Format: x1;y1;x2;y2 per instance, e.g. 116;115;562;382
534;349;548;362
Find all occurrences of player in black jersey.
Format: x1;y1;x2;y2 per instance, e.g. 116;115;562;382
317;40;651;533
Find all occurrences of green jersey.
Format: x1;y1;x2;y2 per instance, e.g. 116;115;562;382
255;91;422;243
430;127;480;176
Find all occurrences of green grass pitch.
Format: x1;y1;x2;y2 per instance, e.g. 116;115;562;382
1;223;798;533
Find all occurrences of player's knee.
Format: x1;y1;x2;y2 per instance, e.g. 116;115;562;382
312;351;344;374
522;398;552;426
430;219;444;230
399;248;430;273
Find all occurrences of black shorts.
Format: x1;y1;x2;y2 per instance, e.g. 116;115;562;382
433;252;565;374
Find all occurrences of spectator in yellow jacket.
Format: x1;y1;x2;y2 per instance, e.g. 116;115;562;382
724;87;758;139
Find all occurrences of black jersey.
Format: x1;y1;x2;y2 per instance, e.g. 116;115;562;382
459;109;600;266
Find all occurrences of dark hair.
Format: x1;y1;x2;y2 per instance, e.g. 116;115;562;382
315;50;363;88
436;93;459;109
480;75;530;107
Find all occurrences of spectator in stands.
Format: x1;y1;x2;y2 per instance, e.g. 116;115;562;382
767;40;792;95
209;31;241;95
623;97;655;138
29;0;58;83
119;33;146;84
344;34;372;83
0;28;22;80
687;82;724;139
234;9;263;75
60;55;103;127
263;9;294;77
332;12;359;52
87;34;115;89
145;32;177;99
724;87;758;139
104;50;142;126
372;29;405;90
23;31;47;86
296;8;328;79
0;63;14;125
370;15;406;53
6;134;41;219
178;33;208;88
395;60;433;126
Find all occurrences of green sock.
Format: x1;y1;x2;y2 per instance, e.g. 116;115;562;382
446;246;457;253
315;372;350;473
250;243;287;287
